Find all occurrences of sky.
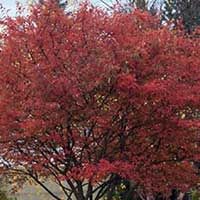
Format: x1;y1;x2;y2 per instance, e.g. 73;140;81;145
1;0;91;16
1;0;163;17
1;0;109;16
1;0;28;16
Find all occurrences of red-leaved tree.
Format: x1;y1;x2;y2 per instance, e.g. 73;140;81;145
0;1;200;199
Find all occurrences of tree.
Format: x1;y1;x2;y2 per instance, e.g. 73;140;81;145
39;0;68;8
129;0;158;11
115;0;159;15
0;1;200;200
162;0;200;33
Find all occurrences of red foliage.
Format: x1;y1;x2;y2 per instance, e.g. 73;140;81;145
0;1;200;199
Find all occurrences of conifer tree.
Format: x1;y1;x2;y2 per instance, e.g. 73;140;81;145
162;0;200;33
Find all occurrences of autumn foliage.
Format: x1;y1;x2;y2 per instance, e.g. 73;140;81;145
0;1;200;199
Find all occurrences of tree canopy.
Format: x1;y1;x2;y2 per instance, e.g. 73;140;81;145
162;0;200;33
0;1;200;200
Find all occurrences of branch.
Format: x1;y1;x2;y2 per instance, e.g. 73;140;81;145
27;171;62;200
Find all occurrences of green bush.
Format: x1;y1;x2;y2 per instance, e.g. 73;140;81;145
191;190;200;200
0;190;16;200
